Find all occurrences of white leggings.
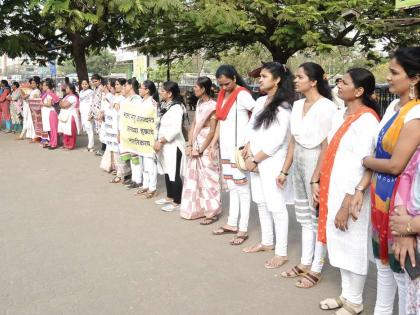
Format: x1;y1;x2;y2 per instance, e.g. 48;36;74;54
374;259;407;315
257;202;288;256
142;157;158;191
340;269;366;305
301;222;327;273
131;157;143;185
84;120;95;149
227;181;251;232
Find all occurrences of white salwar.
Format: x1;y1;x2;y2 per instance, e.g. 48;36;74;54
325;109;378;305
156;103;186;180
219;90;255;232
247;96;291;256
58;95;80;136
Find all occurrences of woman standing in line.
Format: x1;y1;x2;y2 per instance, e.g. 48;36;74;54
362;47;420;315
180;76;221;223
154;81;186;212
41;78;60;149
136;80;159;199
58;84;80;150
241;62;295;268
0;80;12;133
8;82;23;134
18;77;41;141
212;65;256;245
317;68;380;314
79;79;95;152
277;62;336;288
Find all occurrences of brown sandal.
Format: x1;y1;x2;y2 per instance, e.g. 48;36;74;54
140;190;158;199
281;265;308;278
213;226;238;235
242;243;274;253
199;216;219;225
264;256;288;269
109;176;122;184
296;272;321;288
230;234;248;245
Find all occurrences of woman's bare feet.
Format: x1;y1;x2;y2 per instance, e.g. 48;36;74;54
264;255;288;269
230;231;248;245
295;271;321;288
242;243;274;253
280;264;310;278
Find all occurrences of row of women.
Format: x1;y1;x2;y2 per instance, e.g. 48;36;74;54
2;46;419;315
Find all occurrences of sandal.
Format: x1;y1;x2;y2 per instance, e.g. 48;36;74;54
140;190;158;199
281;265;309;278
135;188;148;195
242;243;274;253
212;226;238;235
109;176;122;184
320;297;345;310
264;256;288;269
334;302;363;315
230;234;248;245
199;216;219;225
295;272;321;289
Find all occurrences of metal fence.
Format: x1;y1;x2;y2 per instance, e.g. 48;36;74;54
375;84;397;117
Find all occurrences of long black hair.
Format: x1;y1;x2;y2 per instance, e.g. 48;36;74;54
196;76;214;98
1;80;10;89
346;68;380;116
142;80;159;103
127;78;139;95
215;65;250;90
299;62;332;100
67;83;78;97
44;78;55;90
254;62;295;129
162;81;183;104
393;47;420;96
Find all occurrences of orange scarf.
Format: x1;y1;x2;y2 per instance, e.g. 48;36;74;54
318;107;380;244
215;86;249;121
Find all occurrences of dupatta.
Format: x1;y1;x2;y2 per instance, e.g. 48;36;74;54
371;98;419;271
318;107;379;244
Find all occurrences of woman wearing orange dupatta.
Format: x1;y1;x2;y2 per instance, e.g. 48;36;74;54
317;69;380;315
180;77;221;223
362;48;420;315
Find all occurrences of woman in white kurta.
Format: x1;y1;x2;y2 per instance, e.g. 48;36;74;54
318;68;380;315
242;62;294;268
278;62;336;288
137;80;159;198
154;81;186;212
212;65;256;245
18;78;40;141
78;79;95;151
58;84;81;150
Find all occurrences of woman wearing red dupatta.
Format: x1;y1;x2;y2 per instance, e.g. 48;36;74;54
212;65;256;245
180;77;221;223
317;69;380;315
361;48;420;315
41;79;60;149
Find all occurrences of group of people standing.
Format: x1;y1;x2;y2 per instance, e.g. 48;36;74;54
1;46;419;315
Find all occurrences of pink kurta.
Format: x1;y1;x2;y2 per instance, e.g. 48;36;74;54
0;88;11;121
180;99;221;219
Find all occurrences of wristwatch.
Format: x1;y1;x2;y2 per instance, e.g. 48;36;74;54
251;158;259;165
355;185;365;192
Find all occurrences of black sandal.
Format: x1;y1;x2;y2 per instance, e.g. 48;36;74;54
200;216;219;225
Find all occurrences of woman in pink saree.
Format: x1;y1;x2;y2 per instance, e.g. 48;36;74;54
180;77;221;224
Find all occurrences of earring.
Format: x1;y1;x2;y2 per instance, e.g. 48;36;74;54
409;83;416;100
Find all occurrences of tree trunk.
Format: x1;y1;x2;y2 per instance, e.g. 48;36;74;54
166;61;171;81
70;33;89;83
269;46;292;64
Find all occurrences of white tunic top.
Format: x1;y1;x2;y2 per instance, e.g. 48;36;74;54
326;109;379;275
219;90;256;161
247;95;291;212
41;94;54;132
156;103;186;181
58;95;80;136
79;89;94;126
290;97;337;149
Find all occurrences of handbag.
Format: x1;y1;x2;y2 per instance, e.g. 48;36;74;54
58;109;69;123
233;100;257;172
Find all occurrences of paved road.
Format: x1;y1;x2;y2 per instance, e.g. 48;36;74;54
0;133;378;315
